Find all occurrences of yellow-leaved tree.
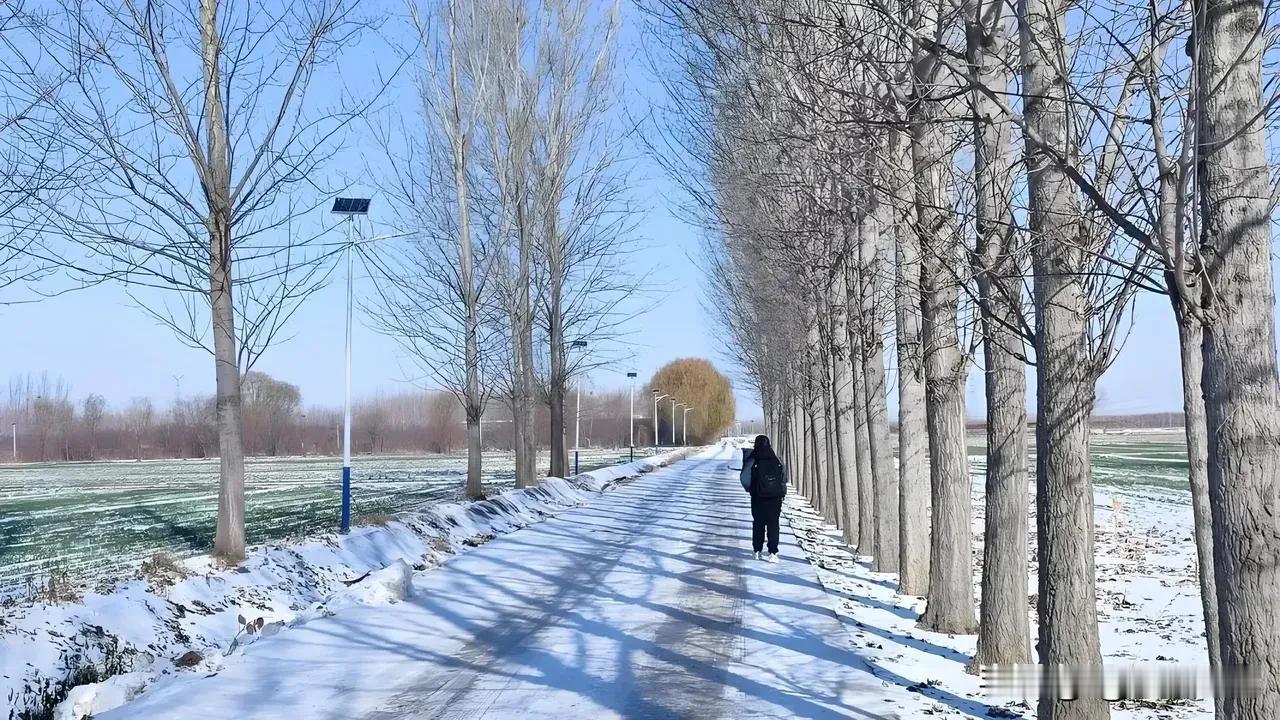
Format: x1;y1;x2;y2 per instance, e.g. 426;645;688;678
648;358;735;445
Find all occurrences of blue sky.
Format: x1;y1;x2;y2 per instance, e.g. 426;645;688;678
1;2;738;415
0;1;1195;422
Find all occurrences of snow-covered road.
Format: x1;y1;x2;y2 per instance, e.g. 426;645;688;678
101;444;907;719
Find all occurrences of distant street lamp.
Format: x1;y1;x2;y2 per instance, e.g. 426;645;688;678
652;391;667;449
626;372;638;461
11;422;16;460
682;406;694;445
672;400;682;445
570;339;588;475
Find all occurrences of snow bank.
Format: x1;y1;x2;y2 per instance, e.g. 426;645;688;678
1;446;701;720
783;468;1213;720
52;672;149;720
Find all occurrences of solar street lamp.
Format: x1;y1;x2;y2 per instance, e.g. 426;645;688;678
570;340;588;475
332;197;370;533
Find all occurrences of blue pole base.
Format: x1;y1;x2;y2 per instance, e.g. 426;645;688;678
574;450;579;476
340;465;352;534
630;446;634;462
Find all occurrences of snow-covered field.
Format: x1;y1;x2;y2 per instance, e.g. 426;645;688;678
0;447;654;593
0;448;689;720
787;442;1209;720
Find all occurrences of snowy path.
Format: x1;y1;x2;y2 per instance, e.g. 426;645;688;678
102;445;906;719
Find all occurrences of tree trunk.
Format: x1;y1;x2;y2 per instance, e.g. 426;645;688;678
968;0;1030;669
465;413;484;499
817;317;841;527
795;400;809;497
1021;0;1106;712
1174;312;1219;671
824;336;847;533
864;201;899;573
518;211;538;487
972;278;1030;667
807;403;823;515
548;292;567;477
830;253;861;546
892;130;930;595
510;382;528;488
1196;0;1280;711
204;0;247;563
847;257;875;555
913;110;976;635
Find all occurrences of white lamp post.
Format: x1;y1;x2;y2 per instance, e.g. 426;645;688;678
569;340;588;474
683;406;694;445
671;400;681;445
652;391;667;448
330;197;409;533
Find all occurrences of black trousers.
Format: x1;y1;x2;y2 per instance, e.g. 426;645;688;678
750;496;783;554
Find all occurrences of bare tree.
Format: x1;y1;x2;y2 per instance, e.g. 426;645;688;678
912;0;976;635
966;0;1031;670
1194;0;1280;712
25;0;383;561
364;0;511;499
125;397;154;461
533;0;635;479
242;371;301;456
30;376;72;462
82;393;105;459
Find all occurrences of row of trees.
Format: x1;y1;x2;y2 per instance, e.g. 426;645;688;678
648;0;1278;717
0;0;642;561
359;0;643;503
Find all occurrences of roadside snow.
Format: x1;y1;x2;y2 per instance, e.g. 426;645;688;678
785;474;1211;720
2;448;694;720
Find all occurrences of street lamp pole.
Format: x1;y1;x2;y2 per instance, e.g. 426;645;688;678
11;422;15;460
570;340;588;475
671;400;680;445
341;216;355;533
683;406;693;445
626;372;638;462
653;392;667;449
330;198;411;532
331;197;372;533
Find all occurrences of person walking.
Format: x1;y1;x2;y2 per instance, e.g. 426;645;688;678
742;434;787;562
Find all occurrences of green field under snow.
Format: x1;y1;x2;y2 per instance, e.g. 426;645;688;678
0;447;654;594
0;434;1192;594
967;432;1192;496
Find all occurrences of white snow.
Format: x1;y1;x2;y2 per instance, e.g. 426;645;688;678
1;448;693;719
90;442;909;719
52;672;149;720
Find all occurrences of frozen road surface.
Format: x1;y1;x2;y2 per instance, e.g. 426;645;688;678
105;444;906;719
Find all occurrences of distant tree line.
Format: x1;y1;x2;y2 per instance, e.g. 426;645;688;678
0;372;671;463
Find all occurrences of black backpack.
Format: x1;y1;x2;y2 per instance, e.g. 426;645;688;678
753;456;788;499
